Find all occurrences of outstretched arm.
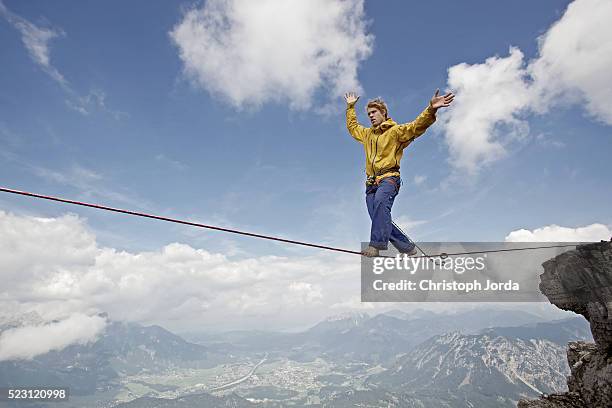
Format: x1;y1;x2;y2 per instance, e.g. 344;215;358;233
395;89;455;143
344;92;367;144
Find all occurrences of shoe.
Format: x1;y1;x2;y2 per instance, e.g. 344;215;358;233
403;247;418;256
362;246;380;257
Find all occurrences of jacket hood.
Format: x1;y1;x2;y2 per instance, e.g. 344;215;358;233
372;118;397;133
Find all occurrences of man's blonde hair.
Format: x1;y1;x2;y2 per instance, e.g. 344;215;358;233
366;98;388;119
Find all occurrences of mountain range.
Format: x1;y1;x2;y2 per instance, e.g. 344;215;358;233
0;309;592;407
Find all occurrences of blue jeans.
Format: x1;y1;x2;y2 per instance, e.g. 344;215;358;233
365;176;416;252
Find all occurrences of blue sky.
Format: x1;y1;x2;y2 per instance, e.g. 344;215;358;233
0;0;611;335
1;0;610;252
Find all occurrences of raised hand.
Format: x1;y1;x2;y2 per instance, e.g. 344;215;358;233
430;89;455;109
344;92;360;105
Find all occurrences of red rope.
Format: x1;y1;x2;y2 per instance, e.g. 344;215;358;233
0;187;362;256
0;186;580;258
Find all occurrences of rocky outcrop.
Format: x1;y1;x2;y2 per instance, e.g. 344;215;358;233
518;240;612;408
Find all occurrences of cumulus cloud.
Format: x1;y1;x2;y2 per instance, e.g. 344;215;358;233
529;0;612;124
505;223;611;242
285;282;323;305
441;0;612;173
0;313;106;361
7;210;589;356
0;210;364;345
170;0;373;110
442;48;531;174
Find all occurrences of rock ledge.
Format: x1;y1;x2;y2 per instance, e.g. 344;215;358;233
518;241;611;408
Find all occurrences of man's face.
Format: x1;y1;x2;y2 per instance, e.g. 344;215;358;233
367;107;386;127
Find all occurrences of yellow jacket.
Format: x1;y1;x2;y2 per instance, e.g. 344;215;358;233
346;102;437;183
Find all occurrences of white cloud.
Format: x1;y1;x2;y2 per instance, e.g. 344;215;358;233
0;211;97;289
0;2;126;119
536;133;565;149
16;162;148;209
0;313;107;361
65;89;129;119
393;215;428;234
442;47;531;174
413;175;427;186
505;223;611;242
155;153;188;171
34;163;103;185
0;0;66;86
285;282;323;305
3;210;592;353
529;0;612;124
441;0;612;173
1;149;155;216
0;210;362;340
170;0;373;110
330;296;375;311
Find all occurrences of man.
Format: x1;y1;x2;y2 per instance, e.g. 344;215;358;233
344;89;454;257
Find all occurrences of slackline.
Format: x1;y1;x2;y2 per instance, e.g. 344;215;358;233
0;187;579;258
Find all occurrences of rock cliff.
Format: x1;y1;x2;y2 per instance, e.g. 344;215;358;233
518;240;612;408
